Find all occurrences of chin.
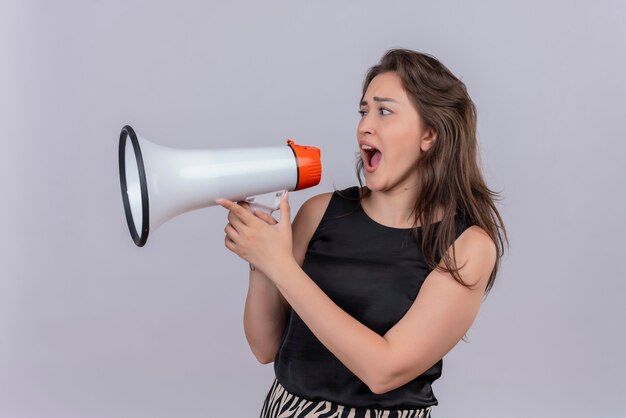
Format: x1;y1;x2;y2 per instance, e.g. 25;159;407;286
363;178;384;192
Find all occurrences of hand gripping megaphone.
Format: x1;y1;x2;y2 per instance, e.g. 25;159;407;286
118;125;322;247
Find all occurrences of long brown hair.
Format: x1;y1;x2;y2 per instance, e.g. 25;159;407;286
354;48;508;297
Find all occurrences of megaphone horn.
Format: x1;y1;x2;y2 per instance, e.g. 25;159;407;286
118;125;322;247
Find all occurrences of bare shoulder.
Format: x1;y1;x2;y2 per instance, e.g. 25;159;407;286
297;192;334;220
291;191;334;266
457;225;497;258
447;225;498;291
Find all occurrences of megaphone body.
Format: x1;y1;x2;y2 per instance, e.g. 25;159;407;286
119;125;322;247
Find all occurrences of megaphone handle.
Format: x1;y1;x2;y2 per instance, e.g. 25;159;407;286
245;190;287;215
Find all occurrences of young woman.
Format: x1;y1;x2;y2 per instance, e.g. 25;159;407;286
217;48;508;418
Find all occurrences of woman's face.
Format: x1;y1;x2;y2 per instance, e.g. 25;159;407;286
357;71;436;193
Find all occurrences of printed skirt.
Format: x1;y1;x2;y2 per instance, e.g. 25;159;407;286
260;377;433;418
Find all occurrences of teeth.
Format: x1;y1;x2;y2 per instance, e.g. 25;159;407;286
361;144;375;151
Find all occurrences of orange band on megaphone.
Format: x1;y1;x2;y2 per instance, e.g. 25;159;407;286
287;139;322;190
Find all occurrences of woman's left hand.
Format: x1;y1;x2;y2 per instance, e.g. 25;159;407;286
216;192;293;278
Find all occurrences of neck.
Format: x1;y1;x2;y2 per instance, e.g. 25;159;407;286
360;185;421;228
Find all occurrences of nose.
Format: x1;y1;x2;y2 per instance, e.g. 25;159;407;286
358;114;375;137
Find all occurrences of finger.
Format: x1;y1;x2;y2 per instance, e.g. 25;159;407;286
224;222;239;238
225;235;237;251
227;211;246;231
216;198;254;225
254;210;278;225
237;201;259;219
279;191;290;225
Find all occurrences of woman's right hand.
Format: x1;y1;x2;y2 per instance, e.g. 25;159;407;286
229;201;281;273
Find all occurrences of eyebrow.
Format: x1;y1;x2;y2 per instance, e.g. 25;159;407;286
360;96;399;106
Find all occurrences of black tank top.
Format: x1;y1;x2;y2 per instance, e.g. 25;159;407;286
273;186;472;409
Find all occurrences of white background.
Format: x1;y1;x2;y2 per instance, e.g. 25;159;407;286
1;1;625;417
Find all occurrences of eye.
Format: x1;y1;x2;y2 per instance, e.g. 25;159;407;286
358;109;367;117
379;108;391;116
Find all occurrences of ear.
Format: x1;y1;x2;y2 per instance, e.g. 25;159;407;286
420;127;437;152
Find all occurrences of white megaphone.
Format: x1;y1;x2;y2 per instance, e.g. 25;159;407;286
118;125;322;247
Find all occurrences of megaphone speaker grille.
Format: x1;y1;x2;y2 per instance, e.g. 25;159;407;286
118;125;150;247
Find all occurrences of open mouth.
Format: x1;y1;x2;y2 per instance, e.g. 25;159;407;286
361;144;382;171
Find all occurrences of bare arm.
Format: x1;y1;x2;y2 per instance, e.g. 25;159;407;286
263;225;497;393
243;268;290;364
241;193;332;364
